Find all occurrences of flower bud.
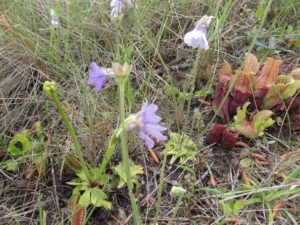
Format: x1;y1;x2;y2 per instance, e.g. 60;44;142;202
123;113;142;132
43;81;57;96
170;186;187;197
112;62;132;83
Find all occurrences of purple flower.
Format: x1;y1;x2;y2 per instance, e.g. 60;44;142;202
138;100;168;149
88;62;112;93
184;15;214;49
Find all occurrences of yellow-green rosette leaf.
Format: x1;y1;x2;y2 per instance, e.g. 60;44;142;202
7;133;32;157
114;163;144;189
163;133;197;164
91;188;111;209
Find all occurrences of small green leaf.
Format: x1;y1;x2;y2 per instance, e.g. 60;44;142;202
0;159;19;171
7;133;32;157
78;189;91;208
91;188;111;209
76;170;89;183
91;188;106;203
67;178;89;187
89;167;103;183
114;163;144;188
264;118;275;128
194;87;214;97
220;202;232;217
240;158;252;168
233;200;245;215
163;133;197;164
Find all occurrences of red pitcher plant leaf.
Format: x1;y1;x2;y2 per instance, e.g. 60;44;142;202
254;57;283;89
207;124;238;150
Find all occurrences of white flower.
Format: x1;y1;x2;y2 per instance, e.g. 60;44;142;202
50;9;58;29
110;0;133;20
184;15;214;49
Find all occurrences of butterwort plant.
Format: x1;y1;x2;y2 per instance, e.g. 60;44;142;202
88;61;168;225
43;81;115;225
44;62;168;225
181;15;215;130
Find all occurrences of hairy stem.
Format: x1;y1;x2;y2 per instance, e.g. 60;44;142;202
51;91;90;180
99;129;119;174
119;82;141;225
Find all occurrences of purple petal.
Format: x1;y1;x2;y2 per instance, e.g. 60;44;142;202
138;99;168;148
140;131;155;149
144;123;167;138
94;78;107;92
142;101;162;123
87;62;108;93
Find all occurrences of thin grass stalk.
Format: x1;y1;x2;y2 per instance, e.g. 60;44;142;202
168;194;184;225
153;152;168;224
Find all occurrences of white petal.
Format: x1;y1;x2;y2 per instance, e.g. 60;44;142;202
184;29;209;49
110;0;123;20
195;15;214;29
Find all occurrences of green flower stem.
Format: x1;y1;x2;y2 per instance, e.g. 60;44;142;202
153;152;167;224
99;129;119;175
118;82;141;225
168;194;184;225
50;90;90;180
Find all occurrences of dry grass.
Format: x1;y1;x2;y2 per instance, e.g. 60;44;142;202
0;0;300;224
